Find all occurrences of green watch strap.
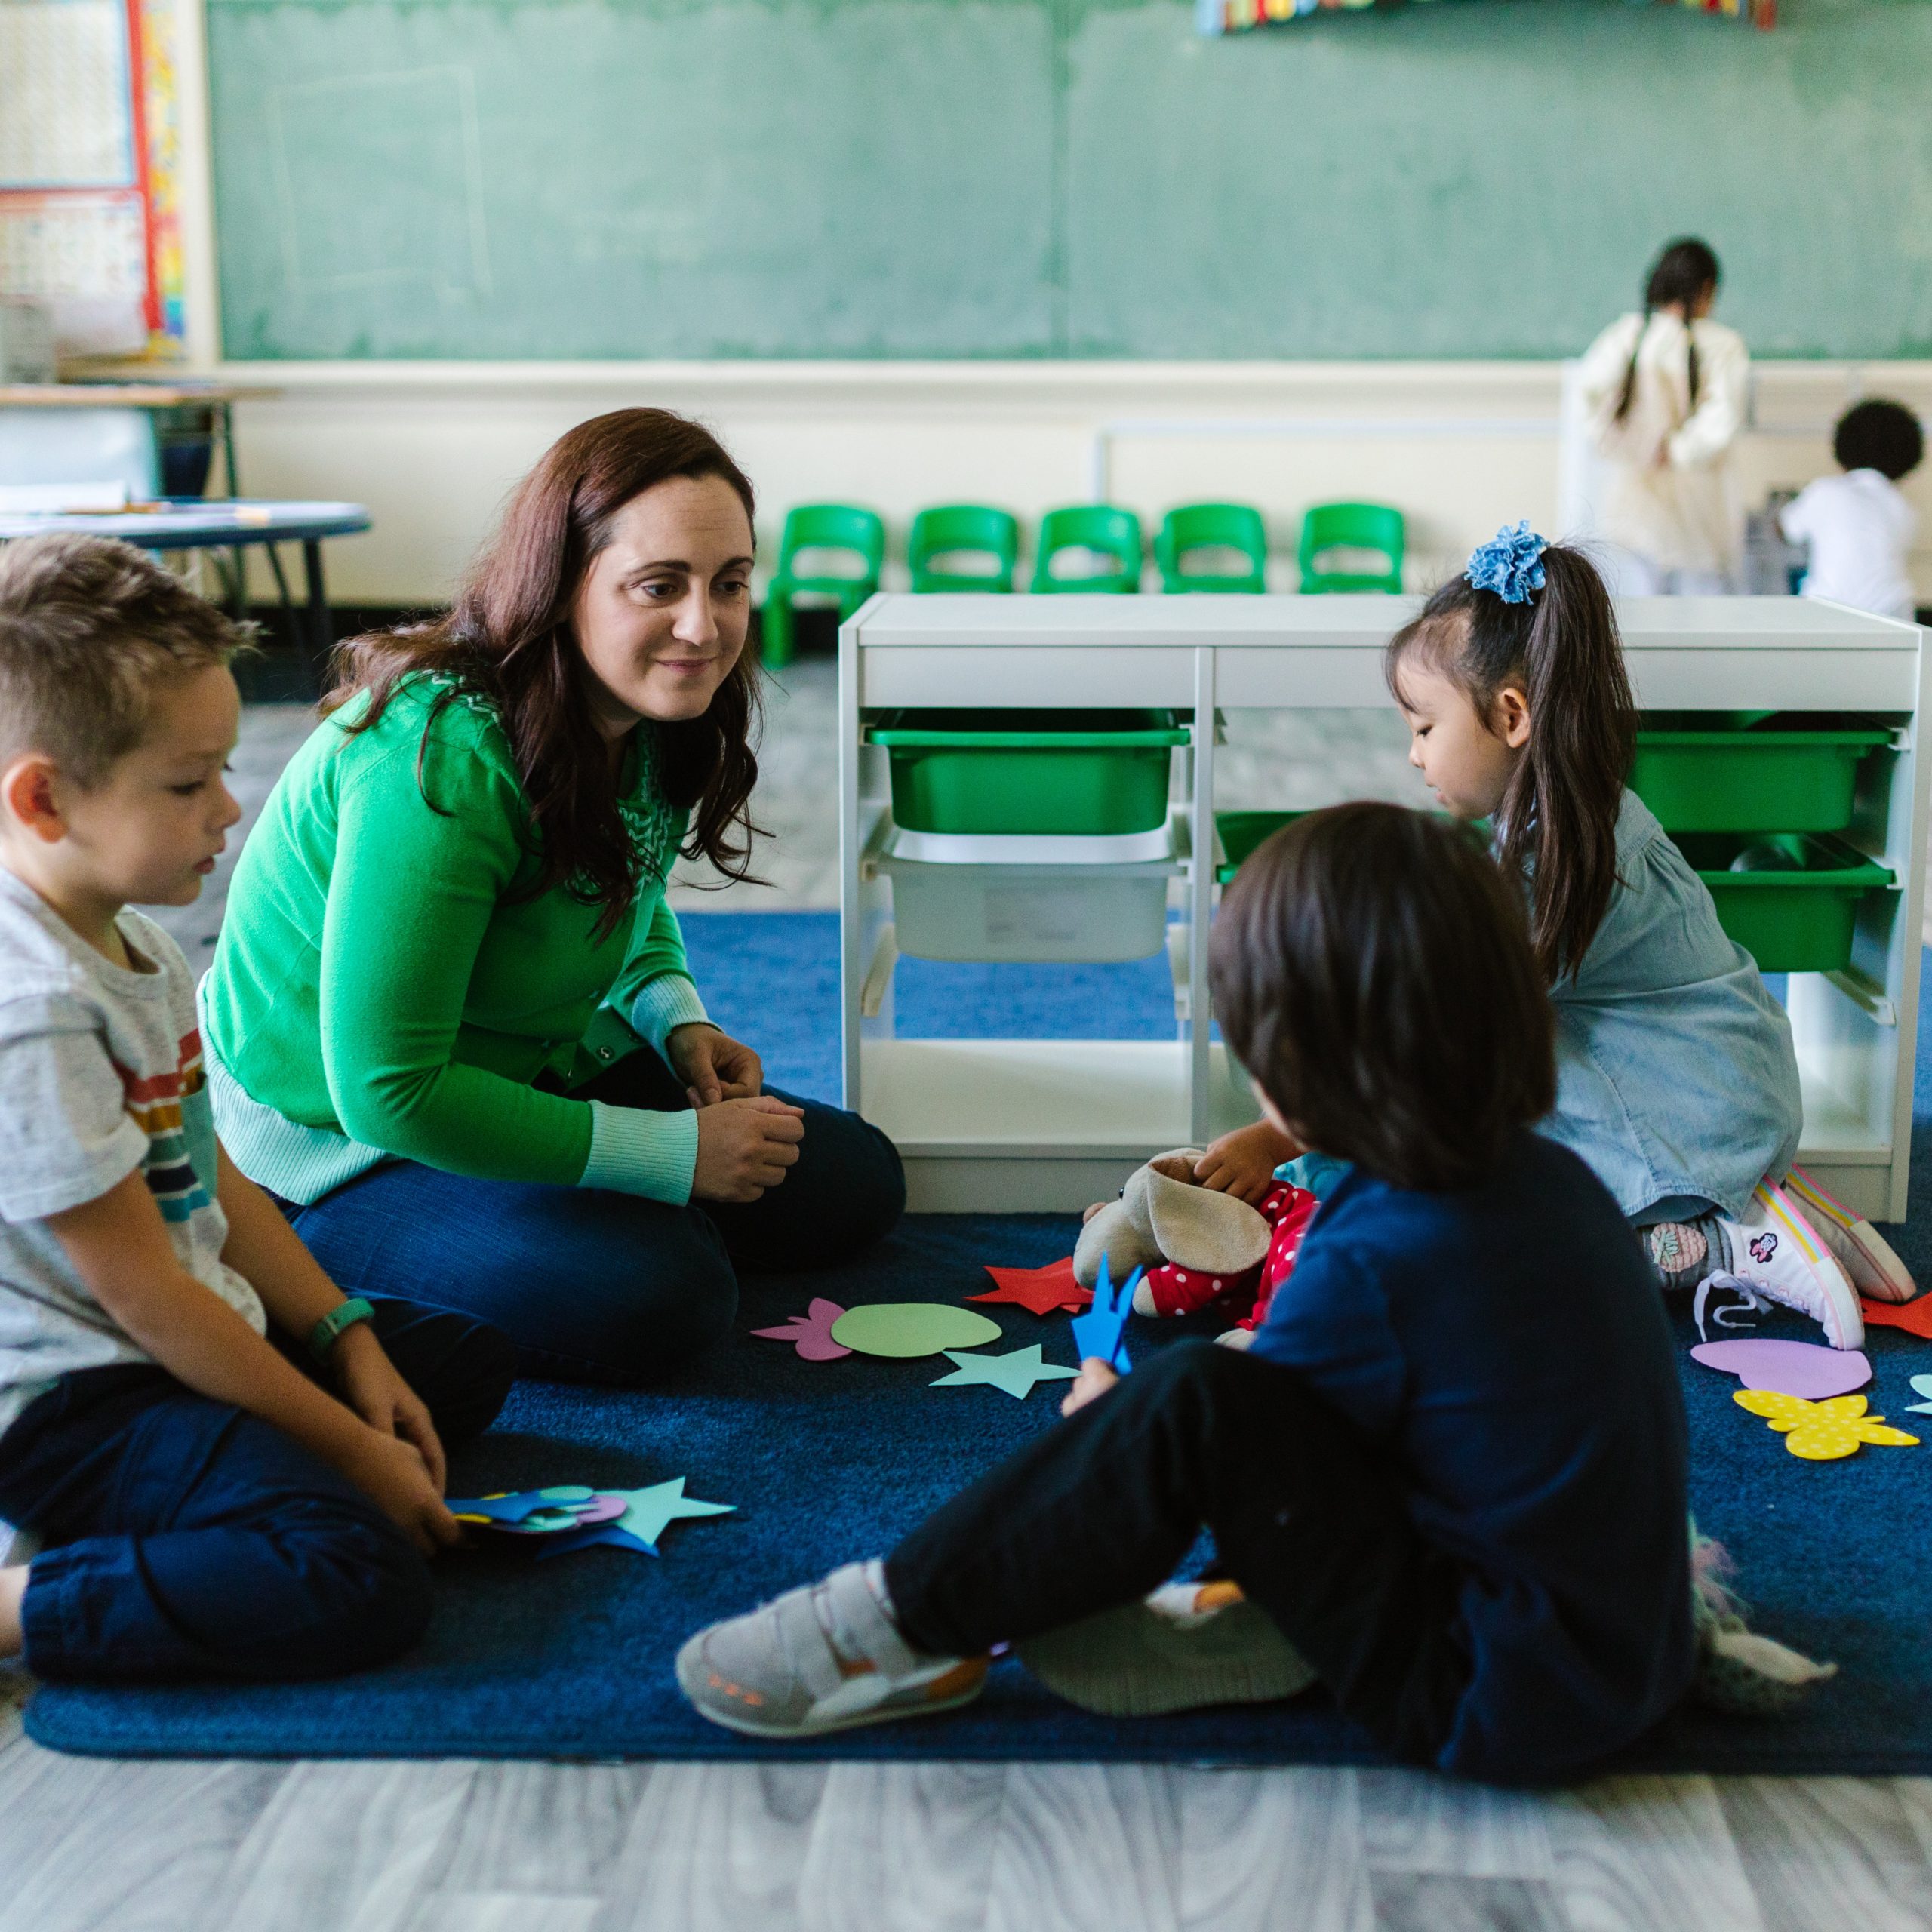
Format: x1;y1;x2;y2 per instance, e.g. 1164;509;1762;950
308;1297;375;1364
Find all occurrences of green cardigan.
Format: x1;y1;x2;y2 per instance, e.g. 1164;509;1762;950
201;677;712;1206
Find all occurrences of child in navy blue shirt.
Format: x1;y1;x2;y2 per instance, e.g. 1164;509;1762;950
679;804;1697;1783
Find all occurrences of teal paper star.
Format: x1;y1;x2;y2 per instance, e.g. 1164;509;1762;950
930;1345;1081;1401
608;1478;736;1552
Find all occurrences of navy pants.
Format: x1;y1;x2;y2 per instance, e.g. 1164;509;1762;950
885;1340;1472;1767
0;1297;514;1685
279;1048;906;1386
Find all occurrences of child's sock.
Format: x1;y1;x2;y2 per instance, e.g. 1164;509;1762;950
1641;1210;1728;1293
678;1561;987;1739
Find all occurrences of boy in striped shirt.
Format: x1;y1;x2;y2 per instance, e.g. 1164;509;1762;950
0;534;512;1687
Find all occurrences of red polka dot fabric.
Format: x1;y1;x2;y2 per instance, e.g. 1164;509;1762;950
1137;1182;1319;1324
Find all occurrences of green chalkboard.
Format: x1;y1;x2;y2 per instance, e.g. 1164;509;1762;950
207;0;1932;360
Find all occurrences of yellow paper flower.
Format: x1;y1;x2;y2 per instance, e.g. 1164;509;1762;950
1734;1390;1919;1461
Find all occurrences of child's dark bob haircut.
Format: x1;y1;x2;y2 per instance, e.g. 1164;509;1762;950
1212;801;1555;1192
1835;399;1924;483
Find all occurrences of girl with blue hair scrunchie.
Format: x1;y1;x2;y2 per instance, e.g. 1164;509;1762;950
1193;523;1906;1355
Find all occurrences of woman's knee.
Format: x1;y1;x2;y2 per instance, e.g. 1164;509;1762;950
801;1106;907;1255
525;1213;740;1386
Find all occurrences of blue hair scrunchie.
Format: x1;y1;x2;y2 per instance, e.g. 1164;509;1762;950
1465;521;1548;605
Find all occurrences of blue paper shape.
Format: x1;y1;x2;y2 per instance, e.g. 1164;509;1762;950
1906;1373;1932;1417
447;1490;562;1525
1069;1254;1138;1373
929;1344;1081;1401
534;1523;660;1561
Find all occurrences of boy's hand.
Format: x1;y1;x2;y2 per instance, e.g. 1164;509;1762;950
339;1427;462;1557
334;1325;447;1493
1193;1121;1300;1205
1061;1358;1120;1417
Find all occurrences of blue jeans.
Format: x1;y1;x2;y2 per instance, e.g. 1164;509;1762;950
0;1297;514;1684
278;1048;906;1386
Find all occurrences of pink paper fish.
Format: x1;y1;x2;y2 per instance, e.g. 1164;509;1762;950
750;1297;851;1361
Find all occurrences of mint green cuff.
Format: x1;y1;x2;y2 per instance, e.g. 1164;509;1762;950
580;1099;698;1204
629;974;712;1057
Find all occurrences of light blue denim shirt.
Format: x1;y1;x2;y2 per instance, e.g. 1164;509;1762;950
1540;790;1802;1221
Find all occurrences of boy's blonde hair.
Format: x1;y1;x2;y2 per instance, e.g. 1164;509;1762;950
0;533;243;787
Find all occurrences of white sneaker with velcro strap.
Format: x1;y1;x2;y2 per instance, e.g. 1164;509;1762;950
677;1561;989;1740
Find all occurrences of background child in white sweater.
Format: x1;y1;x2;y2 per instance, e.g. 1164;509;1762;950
1780;399;1924;623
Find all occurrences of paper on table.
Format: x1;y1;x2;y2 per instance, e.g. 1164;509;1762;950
929;1344;1081;1401
1069;1254;1138;1372
829;1303;1003;1359
1690;1337;1872;1400
970;1257;1091;1317
749;1298;851;1361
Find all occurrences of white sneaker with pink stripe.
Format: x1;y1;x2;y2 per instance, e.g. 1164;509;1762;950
1720;1179;1863;1351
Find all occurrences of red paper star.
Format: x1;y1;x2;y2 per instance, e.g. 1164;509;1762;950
1860;1295;1932;1340
969;1257;1091;1316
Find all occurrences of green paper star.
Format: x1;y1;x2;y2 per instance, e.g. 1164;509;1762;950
929;1344;1081;1401
609;1478;736;1551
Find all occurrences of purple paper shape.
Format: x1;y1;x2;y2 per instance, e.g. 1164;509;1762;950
568;1494;627;1526
1691;1337;1872;1400
750;1297;852;1361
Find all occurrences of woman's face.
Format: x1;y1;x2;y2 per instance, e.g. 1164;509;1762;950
571;474;755;734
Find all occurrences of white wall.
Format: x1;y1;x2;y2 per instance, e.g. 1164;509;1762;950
218;358;1932;610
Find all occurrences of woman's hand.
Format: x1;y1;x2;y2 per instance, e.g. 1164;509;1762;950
1193;1121;1300;1205
1060;1358;1120;1417
334;1323;448;1492
692;1094;806;1202
669;1024;763;1106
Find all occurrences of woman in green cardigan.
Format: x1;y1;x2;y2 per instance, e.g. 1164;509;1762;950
201;409;903;1383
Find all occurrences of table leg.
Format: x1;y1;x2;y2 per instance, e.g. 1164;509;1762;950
303;537;331;692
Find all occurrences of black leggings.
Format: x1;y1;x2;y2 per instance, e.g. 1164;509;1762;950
884;1340;1471;1765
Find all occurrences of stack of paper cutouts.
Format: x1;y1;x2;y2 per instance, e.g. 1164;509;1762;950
448;1481;734;1557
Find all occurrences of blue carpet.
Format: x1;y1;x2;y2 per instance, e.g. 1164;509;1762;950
26;914;1932;1771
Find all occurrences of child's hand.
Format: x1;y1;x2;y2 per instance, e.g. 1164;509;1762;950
340;1427;463;1556
334;1325;447;1493
1193;1121;1300;1205
1061;1358;1120;1416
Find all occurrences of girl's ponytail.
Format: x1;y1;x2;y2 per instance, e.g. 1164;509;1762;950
1386;537;1634;983
1503;548;1635;980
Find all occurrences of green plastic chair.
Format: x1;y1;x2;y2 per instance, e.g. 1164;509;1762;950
909;505;1020;593
761;503;886;666
1155;503;1268;594
1297;502;1405;595
1030;505;1143;595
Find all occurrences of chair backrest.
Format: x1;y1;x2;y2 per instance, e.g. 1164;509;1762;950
778;503;886;581
1297;501;1404;590
909;504;1020;592
1155;503;1268;592
1031;504;1143;592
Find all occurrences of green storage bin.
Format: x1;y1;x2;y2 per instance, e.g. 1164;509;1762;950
1631;718;1890;834
1678;832;1895;973
869;709;1189;835
1214;809;1306;884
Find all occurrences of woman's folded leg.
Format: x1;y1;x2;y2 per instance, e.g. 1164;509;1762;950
283;1162;740;1386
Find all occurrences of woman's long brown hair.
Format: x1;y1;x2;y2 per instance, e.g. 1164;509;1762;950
325;408;761;937
1386;543;1635;983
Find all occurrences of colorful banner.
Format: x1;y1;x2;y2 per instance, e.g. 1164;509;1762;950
1201;0;1773;35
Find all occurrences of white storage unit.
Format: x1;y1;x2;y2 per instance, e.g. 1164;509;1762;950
840;593;1930;1217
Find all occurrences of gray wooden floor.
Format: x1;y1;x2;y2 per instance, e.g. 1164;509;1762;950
42;656;1928;1929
